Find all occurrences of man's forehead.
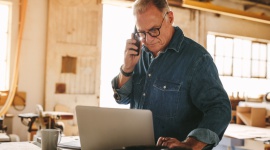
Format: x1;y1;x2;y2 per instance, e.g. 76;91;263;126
135;11;163;31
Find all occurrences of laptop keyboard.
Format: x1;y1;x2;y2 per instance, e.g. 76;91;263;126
58;140;81;149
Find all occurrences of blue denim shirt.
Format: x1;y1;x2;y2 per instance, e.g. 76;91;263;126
112;26;231;148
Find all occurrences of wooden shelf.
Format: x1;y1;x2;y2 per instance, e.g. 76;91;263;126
236;106;266;127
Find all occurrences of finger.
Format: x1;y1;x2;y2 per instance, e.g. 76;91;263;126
129;44;138;51
125;48;138;56
166;138;185;149
162;138;173;146
129;49;138;54
156;137;162;146
164;141;175;148
125;45;138;56
156;137;165;146
164;137;170;141
125;39;137;49
126;38;136;45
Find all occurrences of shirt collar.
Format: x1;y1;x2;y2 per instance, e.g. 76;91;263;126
166;26;184;53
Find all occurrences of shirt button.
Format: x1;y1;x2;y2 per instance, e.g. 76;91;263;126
143;93;146;96
163;85;166;89
148;74;151;77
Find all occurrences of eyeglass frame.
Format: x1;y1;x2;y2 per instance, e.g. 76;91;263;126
135;11;169;40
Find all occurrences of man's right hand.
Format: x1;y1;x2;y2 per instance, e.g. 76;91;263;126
118;33;141;88
123;33;141;73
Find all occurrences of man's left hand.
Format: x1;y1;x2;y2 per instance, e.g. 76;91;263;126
156;136;207;150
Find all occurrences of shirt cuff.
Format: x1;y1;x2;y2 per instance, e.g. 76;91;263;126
111;75;133;101
187;128;220;147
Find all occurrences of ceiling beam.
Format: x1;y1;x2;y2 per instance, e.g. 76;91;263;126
182;0;270;24
101;0;133;7
101;0;183;8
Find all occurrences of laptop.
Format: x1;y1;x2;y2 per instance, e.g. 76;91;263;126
75;105;155;150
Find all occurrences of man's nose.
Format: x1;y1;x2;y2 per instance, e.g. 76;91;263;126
145;33;155;43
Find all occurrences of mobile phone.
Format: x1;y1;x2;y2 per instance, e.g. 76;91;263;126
131;26;141;56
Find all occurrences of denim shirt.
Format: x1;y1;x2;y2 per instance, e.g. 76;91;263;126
112;26;231;148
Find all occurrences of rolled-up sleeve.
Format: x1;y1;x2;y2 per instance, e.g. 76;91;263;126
188;128;220;147
111;75;133;104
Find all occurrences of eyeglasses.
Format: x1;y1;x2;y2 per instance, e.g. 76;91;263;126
135;12;168;40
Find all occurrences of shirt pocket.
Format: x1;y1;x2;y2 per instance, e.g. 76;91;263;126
151;79;182;118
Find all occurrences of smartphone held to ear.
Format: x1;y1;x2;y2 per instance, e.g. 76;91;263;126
131;26;141;56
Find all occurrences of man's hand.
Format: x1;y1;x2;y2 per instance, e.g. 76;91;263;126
118;33;141;88
123;33;141;72
156;136;207;150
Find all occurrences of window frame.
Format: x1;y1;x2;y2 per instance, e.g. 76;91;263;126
207;33;270;79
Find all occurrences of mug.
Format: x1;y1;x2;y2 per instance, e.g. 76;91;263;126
41;129;61;150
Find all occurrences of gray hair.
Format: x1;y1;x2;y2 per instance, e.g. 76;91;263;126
133;0;170;16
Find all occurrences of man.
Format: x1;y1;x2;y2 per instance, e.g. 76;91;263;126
111;0;231;149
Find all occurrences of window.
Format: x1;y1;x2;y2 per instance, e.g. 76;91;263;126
207;34;270;79
99;4;134;108
0;2;11;91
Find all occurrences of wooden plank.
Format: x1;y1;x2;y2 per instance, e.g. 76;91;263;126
182;0;270;24
237;112;251;125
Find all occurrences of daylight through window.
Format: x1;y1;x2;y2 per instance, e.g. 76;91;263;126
0;3;11;91
207;34;270;79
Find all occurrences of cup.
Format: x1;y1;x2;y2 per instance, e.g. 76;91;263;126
41;129;61;150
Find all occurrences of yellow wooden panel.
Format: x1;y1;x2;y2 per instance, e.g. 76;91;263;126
0;91;26;106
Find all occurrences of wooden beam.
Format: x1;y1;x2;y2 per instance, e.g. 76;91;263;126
101;0;182;8
182;0;270;24
101;0;133;7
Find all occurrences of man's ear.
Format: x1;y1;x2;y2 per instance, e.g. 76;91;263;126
168;11;174;24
